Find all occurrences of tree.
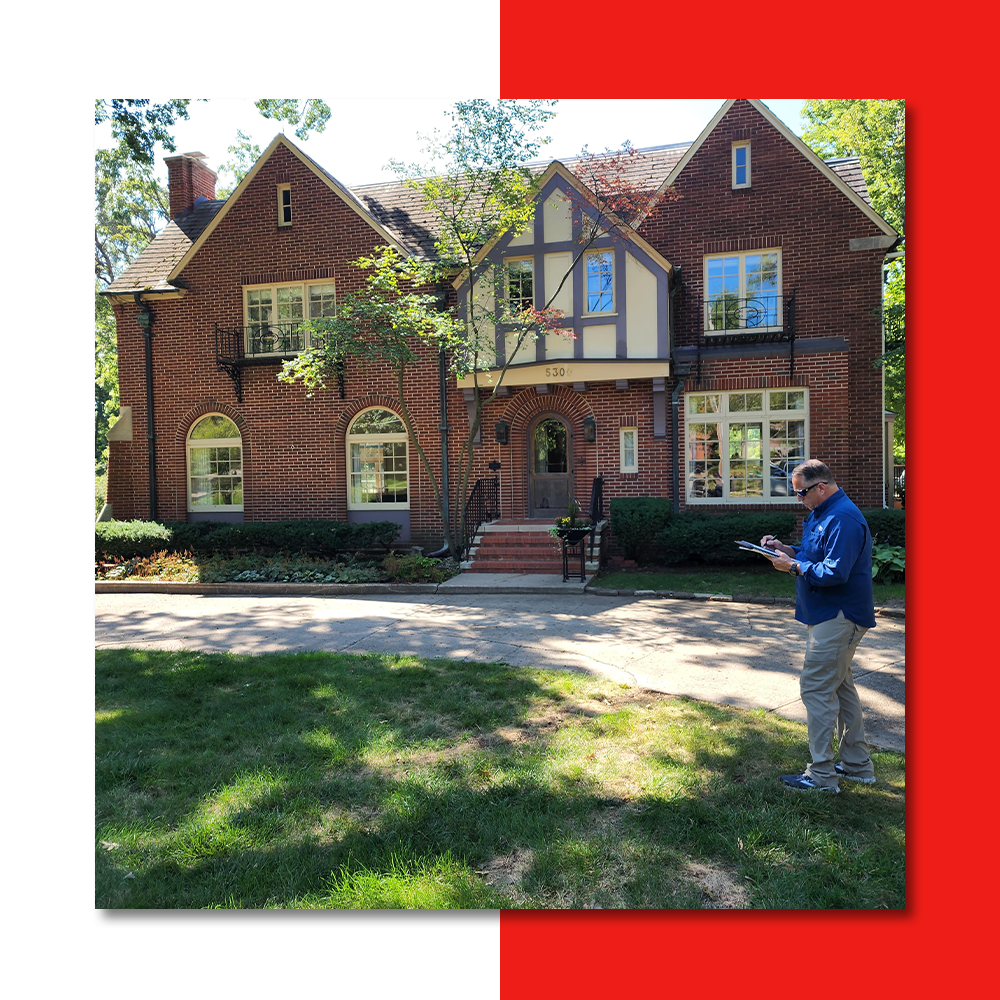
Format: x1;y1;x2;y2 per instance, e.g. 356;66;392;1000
801;99;906;460
280;99;674;557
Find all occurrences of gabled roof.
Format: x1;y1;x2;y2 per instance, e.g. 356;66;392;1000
640;99;897;237
450;159;675;292
103;104;890;297
105;198;226;293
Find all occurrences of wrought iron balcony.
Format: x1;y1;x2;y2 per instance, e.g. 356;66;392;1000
690;293;797;379
214;323;340;403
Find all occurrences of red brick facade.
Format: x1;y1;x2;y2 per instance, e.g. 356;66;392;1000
107;101;896;547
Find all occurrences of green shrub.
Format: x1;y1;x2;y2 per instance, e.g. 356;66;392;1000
95;520;174;560
872;544;905;584
382;553;451;584
861;508;905;548
609;497;673;561
96;519;400;561
656;510;798;566
95;473;107;519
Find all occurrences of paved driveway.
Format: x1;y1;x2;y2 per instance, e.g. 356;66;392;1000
95;591;905;752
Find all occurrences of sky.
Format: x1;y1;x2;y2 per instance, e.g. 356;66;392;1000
94;98;808;192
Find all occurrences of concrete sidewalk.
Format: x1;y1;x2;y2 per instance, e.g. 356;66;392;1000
95;586;905;753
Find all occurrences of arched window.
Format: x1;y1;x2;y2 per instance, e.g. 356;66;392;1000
346;407;409;509
187;414;243;513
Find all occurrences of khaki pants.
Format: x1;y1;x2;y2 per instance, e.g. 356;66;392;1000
800;610;874;786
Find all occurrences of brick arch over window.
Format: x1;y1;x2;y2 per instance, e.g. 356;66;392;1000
491;387;598;519
173;400;252;521
335;395;413;542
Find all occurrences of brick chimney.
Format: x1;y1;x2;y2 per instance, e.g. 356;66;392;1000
163;151;218;218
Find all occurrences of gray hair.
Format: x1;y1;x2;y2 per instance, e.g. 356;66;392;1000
793;459;836;487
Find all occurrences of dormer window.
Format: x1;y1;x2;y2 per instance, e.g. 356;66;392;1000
277;184;292;226
732;142;750;189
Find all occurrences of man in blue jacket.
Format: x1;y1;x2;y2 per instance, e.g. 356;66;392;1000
761;459;877;793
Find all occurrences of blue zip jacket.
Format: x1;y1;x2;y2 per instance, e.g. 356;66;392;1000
791;489;876;628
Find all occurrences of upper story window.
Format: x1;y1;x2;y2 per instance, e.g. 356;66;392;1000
277;184;292;226
585;250;614;313
686;389;806;503
244;280;335;356
732;142;750;188
505;258;534;318
187;414;243;511
704;250;781;333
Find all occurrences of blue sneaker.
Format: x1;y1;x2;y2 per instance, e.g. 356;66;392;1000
779;772;839;793
834;763;876;784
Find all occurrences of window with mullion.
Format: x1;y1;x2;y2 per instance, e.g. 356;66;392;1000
704;250;781;332
586;251;614;313
244;282;333;355
686;389;806;502
505;259;534;318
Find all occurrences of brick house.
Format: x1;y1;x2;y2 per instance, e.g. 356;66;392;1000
102;99;899;566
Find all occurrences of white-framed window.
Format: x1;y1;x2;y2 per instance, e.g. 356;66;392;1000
187;414;243;511
686;389;807;502
346;407;410;509
704;250;781;333
277;184;292;226
620;427;637;473
243;280;335;355
585;250;615;313
505;258;534;317
732;142;750;188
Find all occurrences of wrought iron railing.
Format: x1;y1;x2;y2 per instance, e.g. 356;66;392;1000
461;476;500;560
893;464;905;506
587;475;604;560
215;323;314;361
691;293;796;379
214;323;341;402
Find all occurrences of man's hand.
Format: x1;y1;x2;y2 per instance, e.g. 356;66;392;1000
760;534;794;557
768;550;795;573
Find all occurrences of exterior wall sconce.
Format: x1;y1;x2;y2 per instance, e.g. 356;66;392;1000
495;419;509;445
582;416;597;442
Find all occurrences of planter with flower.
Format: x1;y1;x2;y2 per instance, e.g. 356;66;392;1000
548;501;592;544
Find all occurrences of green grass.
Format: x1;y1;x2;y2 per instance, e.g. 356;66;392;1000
595;565;905;604
97;649;904;909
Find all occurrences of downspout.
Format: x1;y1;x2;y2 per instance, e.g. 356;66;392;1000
670;366;691;515
427;346;452;558
134;293;158;521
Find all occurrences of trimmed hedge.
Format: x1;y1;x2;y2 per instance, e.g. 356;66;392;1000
609;497;673;561
656;510;798;566
860;508;904;548
96;519;401;561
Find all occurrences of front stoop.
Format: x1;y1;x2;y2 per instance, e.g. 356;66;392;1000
461;520;605;575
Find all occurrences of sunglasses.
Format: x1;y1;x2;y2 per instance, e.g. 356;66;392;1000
794;481;828;498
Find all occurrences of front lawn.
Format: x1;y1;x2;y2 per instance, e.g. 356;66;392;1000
594;565;905;604
97;649;905;909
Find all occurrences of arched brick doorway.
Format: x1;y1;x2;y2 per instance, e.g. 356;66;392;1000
527;413;572;517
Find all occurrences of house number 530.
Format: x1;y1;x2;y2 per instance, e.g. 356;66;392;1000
545;366;571;377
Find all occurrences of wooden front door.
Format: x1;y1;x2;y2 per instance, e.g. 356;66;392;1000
529;415;572;518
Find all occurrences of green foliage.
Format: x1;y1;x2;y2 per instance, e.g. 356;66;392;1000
861;508;905;548
801;99;906;457
382;553;453;584
254;99;331;140
95;99;192;168
609;497;673;561
95;472;108;518
871;544;905;585
280;247;464;396
96;519;400;561
95;520;174;560
656;511;798;566
801;99;905;234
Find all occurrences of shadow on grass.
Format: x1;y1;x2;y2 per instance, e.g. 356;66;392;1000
96;649;904;910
